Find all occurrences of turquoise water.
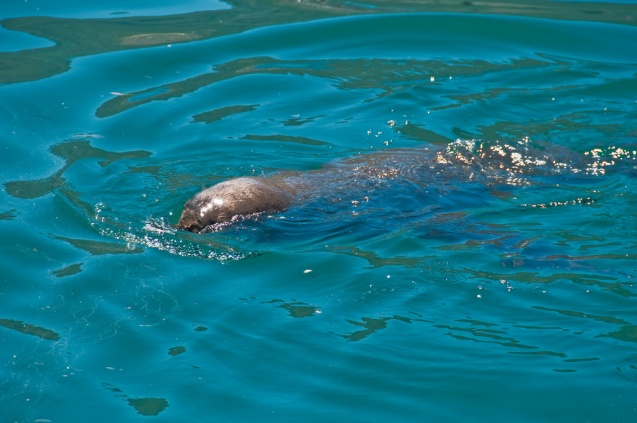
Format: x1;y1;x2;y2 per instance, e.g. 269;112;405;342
2;1;637;421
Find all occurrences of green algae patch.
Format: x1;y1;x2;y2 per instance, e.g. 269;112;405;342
4;140;151;199
241;134;327;146
0;0;345;84
262;299;320;318
168;346;187;356
4;0;636;84
128;397;169;416
5;173;67;200
192;104;259;124
0;210;16;220
52;263;84;278
56;236;143;255
0;318;60;341
600;325;637;343
121;32;201;46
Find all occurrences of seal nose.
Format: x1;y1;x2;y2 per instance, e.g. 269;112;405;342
189;224;202;233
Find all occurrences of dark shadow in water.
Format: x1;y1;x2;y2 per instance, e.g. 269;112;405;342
0;0;637;83
94;56;546;121
4;140;151;199
532;306;637;344
3;140;162;262
51;262;84;278
473;270;637;298
435;321;539;350
327;245;423;268
600;325;637;344
128;398;169;416
0;0;343;84
533;305;637;345
192;104;259;124
0;318;60;341
168;345;187;356
338;314;427;341
55;235;144;255
3;139;156;264
2;0;636;84
103;383;169;416
262;299;321;318
0;210;16;220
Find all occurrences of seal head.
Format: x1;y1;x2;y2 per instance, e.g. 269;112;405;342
177;177;293;233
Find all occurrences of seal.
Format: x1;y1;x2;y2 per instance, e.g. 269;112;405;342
177;140;621;233
177;177;294;233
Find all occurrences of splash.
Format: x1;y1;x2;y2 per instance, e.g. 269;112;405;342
94;216;248;262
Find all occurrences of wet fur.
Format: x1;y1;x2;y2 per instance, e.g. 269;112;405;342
177;177;294;233
177;141;631;233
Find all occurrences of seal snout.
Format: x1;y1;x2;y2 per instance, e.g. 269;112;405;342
176;202;206;233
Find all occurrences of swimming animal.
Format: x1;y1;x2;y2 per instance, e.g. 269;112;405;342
177;139;631;233
177;177;294;233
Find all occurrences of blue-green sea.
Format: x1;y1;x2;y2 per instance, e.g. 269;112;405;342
2;1;637;421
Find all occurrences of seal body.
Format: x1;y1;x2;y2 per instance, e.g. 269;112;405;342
177;177;294;233
177;141;608;233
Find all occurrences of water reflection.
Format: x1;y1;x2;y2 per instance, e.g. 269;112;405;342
2;0;636;84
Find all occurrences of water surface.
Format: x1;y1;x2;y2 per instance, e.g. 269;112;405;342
1;1;637;422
